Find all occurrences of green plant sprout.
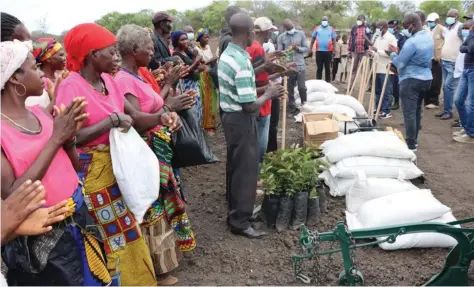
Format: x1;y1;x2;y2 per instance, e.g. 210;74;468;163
260;145;328;197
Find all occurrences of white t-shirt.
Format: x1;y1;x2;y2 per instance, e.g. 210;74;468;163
454;53;465;79
196;44;214;62
263;42;275;53
373;32;398;74
25;90;50;108
0;273;7;287
441;22;463;62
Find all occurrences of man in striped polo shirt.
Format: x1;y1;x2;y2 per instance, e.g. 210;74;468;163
218;12;285;239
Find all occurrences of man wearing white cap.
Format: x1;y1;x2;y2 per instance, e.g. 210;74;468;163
425;12;444;109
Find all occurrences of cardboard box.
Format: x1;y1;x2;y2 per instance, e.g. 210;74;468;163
302;113;339;148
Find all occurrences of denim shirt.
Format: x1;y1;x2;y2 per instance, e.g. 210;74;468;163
277;31;309;71
391;30;434;82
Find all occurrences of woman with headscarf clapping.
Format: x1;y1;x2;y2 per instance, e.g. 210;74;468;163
171;30;207;123
55;23;182;286
0;40;110;286
115;24;196;286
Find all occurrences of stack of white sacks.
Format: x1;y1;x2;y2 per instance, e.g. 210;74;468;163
318;131;458;250
294;80;367;133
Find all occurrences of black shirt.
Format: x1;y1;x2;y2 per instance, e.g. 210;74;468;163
173;51;199;81
149;32;179;70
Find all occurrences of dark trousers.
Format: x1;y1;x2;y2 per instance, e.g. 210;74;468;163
332;58;341;81
400;78;432;149
267;98;280;153
316;51;332;82
391;74;400;103
288;71;307;107
425;59;442;106
222;111;259;230
375;73;392;114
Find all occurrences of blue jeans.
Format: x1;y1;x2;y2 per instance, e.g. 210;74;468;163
442;60;460;115
400;78;432;149
257;115;270;164
375;73;392;114
455;68;474;136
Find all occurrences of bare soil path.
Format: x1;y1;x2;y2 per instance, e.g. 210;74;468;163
175;40;474;285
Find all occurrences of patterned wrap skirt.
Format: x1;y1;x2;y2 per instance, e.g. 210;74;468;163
77;146;157;286
141;127;196;274
198;70;218;130
2;180;111;286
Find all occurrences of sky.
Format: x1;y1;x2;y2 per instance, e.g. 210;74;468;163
2;0;214;35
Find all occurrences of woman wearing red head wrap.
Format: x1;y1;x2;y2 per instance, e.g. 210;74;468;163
56;23;181;286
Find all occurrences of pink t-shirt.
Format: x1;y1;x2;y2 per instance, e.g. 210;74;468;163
1;106;79;206
114;70;164;114
56;72;125;148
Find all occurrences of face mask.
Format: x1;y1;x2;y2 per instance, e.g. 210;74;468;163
357;20;363;26
288;28;296;35
388;28;395;34
187;33;195;41
375;28;381;35
462;29;470;39
401;29;412;38
366;27;371;33
273;31;279;36
428;22;436;29
321;21;328;27
446;17;455;25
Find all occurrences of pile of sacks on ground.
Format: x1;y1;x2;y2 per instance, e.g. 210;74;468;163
318;131;458;250
294;80;367;133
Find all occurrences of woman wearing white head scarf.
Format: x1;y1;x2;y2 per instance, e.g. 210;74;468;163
0;40;111;286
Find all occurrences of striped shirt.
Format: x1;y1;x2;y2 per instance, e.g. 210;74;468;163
218;43;257;112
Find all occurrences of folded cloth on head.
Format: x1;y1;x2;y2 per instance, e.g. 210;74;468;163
0;40;31;89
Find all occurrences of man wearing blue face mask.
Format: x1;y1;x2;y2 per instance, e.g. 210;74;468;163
370;20;398;119
425;13;444;109
277;18;308;114
308;16;337;82
348;15;372;83
437;9;463;120
388;13;434;151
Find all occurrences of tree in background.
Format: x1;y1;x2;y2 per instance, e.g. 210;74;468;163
84;0;472;39
202;1;229;33
418;0;463;21
385;1;416;21
464;0;474;12
36;13;49;37
95;9;153;34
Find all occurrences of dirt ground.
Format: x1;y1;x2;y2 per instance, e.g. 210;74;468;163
174;39;474;285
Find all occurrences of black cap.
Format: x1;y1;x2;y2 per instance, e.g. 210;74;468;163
152;11;175;24
463;13;473;20
388;20;399;25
